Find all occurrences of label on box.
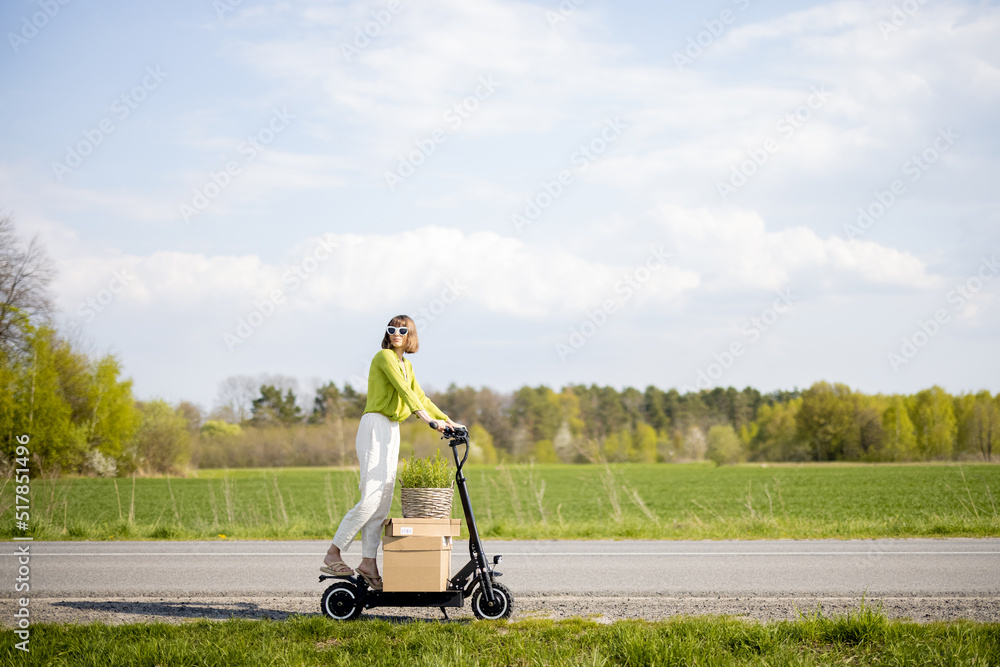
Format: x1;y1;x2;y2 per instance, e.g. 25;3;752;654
383;517;462;537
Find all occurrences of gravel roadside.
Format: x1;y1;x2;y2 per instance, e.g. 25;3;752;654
3;595;998;626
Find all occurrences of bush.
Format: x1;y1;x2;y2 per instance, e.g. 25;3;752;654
531;439;559;463
398;449;453;488
126;400;191;474
706;424;746;466
200;420;242;438
468;424;498;464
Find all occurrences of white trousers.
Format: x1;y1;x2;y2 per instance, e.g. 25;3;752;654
332;412;400;558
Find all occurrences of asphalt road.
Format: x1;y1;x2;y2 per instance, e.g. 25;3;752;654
4;538;999;598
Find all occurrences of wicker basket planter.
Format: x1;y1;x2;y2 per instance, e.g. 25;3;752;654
401;487;453;519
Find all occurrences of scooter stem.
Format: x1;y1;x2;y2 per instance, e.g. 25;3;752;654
446;430;496;604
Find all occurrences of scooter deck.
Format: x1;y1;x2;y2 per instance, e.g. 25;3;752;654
319;574;465;608
363;590;464;609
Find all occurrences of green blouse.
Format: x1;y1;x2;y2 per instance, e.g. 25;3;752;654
364;349;448;423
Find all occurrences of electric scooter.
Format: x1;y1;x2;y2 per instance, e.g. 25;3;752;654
319;424;513;620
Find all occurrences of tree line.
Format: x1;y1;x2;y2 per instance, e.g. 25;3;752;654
248;380;993;466
193;377;997;466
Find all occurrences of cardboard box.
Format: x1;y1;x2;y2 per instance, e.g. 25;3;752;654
383;517;461;537
382;535;453;592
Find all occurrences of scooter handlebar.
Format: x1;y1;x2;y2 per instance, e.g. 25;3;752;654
428;421;468;439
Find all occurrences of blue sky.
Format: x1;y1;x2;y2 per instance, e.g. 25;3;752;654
2;0;998;411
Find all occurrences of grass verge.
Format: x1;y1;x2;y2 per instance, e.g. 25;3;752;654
2;603;999;666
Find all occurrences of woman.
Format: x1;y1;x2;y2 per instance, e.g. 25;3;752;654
321;315;463;590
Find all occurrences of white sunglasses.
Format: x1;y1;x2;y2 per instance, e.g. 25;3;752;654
386;326;408;335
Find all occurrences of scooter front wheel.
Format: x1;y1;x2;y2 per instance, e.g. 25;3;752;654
471;581;513;620
321;580;363;620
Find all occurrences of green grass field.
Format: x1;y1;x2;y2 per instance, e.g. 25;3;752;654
3;605;999;666
3;463;998;541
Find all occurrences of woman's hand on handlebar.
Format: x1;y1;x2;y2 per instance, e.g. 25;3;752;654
444;420;465;431
416;410;447;432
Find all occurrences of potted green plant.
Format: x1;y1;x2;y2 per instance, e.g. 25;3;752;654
398;449;454;518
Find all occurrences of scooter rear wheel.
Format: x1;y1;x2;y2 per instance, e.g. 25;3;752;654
471;581;513;620
321;580;363;620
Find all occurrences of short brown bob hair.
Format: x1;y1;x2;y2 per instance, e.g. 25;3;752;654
381;315;419;353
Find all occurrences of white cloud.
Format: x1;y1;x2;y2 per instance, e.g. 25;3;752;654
57;251;271;312
53;226;702;320
653;205;936;291
53;211;936;332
